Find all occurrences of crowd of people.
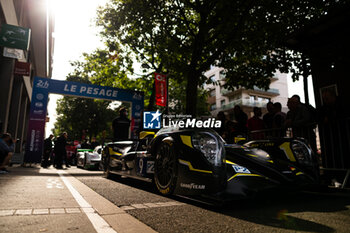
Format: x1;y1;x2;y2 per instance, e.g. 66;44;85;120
39;108;131;170
215;94;317;151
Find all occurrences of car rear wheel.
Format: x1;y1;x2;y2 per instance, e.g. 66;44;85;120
154;141;177;195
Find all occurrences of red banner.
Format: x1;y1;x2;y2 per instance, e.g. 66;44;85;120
154;73;167;107
14;61;30;76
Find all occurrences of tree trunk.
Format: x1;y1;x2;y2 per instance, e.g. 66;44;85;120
185;72;199;116
302;55;309;105
147;81;155;111
303;75;309;105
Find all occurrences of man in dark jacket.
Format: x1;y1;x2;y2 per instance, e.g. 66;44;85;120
42;134;54;168
112;108;131;141
54;132;69;169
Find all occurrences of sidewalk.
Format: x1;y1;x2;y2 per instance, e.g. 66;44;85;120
0;165;157;233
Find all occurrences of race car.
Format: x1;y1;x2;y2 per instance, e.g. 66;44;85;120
76;146;102;169
101;128;319;199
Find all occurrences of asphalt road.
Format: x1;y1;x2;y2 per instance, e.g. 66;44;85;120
69;167;350;233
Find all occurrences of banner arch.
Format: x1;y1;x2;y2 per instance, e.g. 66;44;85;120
25;77;144;163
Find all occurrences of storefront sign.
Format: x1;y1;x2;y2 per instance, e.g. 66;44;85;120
3;47;24;59
0;24;31;50
14;61;31;76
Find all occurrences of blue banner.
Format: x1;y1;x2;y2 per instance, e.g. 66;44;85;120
25;77;144;163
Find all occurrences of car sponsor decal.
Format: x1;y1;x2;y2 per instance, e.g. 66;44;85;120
180;183;205;190
146;161;154;173
232;164;251;174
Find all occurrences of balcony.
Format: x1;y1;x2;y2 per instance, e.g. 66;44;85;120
220;98;269;110
221;86;279;97
251;86;279;96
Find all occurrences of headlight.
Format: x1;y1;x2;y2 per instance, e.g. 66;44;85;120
291;140;312;166
191;131;224;166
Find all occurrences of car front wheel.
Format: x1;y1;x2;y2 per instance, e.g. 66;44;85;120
154;141;177;195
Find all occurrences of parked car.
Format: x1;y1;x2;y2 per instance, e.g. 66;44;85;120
76;146;102;169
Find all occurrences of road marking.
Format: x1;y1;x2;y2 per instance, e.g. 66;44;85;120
46;178;64;189
0;209;15;216
33;209;49;215
0;207;96;217
15;209;32;215
58;171;117;233
120;201;185;211
50;208;65;214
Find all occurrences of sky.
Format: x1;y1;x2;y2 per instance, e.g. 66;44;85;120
46;0;314;136
46;0;108;136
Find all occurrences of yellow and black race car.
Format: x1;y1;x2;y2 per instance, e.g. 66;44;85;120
101;128;319;199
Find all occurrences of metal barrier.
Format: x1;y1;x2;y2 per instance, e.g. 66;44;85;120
247;118;350;188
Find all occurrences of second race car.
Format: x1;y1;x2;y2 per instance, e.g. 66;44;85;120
76;146;102;169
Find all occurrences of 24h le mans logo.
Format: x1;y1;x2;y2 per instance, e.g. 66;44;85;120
143;110;161;129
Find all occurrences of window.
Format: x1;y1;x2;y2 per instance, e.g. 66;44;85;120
210;104;217;111
210;89;216;97
219;71;226;79
220;100;226;107
209;75;216;82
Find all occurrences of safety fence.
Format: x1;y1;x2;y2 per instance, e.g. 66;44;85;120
249;118;350;188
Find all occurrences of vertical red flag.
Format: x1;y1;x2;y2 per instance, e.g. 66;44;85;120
154;73;167;107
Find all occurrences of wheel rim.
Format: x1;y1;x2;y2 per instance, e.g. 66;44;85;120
155;143;175;188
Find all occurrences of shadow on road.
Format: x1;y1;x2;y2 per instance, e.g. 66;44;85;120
68;168;349;233
202;189;350;233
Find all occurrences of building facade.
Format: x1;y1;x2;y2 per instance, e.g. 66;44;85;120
0;0;54;160
205;66;289;119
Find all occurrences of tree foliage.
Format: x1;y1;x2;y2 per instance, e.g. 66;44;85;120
96;0;345;115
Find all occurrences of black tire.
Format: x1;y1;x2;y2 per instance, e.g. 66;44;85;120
154;141;177;195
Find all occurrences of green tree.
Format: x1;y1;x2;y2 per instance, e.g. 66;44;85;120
96;0;344;115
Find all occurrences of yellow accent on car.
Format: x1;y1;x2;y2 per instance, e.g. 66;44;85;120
279;142;296;162
180;135;193;148
227;173;263;182
296;172;304;176
224;160;236;165
234;137;246;143
247;153;258;158
109;147;122;156
139;131;155;139
267;160;274;163
178;159;213;174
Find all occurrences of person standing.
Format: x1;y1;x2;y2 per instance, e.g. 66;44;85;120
263;101;274;129
215;111;227;138
272;102;287;137
112;107;131;141
233;105;248;137
247;107;265;140
90;137;99;149
54;132;69;169
285;95;316;152
42;134;54;168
